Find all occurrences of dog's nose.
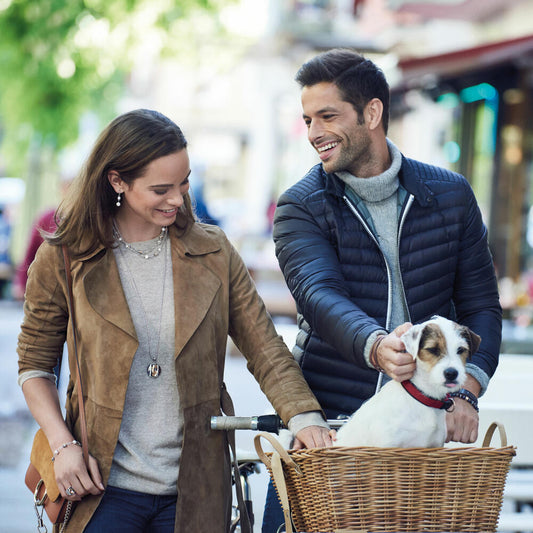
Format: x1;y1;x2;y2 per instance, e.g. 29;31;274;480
444;368;459;382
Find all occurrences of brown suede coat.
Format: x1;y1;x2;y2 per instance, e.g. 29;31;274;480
18;223;322;532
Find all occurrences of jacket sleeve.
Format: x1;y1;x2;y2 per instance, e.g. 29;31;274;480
273;190;383;368
225;237;324;425
17;243;67;376
453;179;502;384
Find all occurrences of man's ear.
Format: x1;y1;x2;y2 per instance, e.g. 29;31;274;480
400;324;422;361
364;98;384;131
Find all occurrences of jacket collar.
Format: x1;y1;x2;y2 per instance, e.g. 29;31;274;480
322;153;436;208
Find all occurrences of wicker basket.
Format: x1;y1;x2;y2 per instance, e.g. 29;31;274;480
254;422;516;533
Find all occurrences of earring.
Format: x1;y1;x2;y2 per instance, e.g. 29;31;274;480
116;193;122;207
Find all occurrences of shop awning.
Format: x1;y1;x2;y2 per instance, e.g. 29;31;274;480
398;33;533;87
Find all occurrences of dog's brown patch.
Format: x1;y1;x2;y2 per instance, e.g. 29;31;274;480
456;324;481;358
417;323;448;368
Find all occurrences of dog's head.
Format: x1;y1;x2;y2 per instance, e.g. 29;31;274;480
400;316;481;397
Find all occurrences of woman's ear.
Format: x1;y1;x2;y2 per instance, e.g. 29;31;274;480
108;170;123;193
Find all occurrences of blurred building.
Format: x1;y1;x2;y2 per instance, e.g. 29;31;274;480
9;0;531;316
140;0;533;319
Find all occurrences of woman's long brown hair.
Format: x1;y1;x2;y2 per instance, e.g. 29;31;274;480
48;109;195;256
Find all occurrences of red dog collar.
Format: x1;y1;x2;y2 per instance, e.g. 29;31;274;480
401;380;454;411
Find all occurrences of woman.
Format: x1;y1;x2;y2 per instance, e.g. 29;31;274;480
18;109;331;532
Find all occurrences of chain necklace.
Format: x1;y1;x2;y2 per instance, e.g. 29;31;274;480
116;235;169;378
113;224;168;259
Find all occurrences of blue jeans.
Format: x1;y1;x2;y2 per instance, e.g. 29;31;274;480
84;485;176;532
261;478;285;533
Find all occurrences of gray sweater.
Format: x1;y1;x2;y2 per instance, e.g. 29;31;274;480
109;236;181;495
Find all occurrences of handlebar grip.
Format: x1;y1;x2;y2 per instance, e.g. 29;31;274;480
210;416;257;430
256;414;284;433
210;414;284;433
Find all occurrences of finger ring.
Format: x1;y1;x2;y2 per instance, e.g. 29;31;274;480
66;486;76;496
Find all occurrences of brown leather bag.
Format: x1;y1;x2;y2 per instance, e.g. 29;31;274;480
25;246;89;530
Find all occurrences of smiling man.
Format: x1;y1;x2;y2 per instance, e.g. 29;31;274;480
262;49;502;532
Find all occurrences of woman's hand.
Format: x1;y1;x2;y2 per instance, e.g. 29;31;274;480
53;445;104;501
292;425;333;450
22;378;105;500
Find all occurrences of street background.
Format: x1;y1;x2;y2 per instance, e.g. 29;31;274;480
3;1;533;532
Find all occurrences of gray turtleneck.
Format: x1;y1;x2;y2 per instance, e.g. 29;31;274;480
336;139;409;368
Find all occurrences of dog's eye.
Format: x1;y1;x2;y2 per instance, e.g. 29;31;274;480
426;346;440;356
457;347;467;356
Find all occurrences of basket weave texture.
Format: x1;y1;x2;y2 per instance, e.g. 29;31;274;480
256;423;516;533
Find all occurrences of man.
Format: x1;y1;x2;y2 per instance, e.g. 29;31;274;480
262;49;501;532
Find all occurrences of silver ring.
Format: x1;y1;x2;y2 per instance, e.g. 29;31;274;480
66;486;76;496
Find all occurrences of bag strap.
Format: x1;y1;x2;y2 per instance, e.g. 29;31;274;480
62;245;89;467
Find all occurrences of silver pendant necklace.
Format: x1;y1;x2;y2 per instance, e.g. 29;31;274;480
116;230;169;378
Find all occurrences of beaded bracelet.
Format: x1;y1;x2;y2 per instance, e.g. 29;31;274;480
449;388;479;412
51;439;82;462
369;335;387;373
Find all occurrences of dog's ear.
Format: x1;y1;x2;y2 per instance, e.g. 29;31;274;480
460;327;481;357
400;324;424;360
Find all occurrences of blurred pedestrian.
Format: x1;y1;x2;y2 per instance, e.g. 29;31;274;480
12;208;57;300
17;108;331;533
263;48;502;532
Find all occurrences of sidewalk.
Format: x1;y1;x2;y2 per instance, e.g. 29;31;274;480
0;299;47;532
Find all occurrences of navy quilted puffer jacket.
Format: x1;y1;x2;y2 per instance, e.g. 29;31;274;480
273;156;502;418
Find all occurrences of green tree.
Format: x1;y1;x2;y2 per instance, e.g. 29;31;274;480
0;0;231;176
0;0;234;262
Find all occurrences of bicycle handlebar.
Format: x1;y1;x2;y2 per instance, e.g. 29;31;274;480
210;415;347;432
210;414;283;433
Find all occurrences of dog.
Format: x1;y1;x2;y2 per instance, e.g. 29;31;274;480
334;316;481;448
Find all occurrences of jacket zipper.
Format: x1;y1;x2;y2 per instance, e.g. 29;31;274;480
343;194;394;330
344;192;415;393
397;194;414;324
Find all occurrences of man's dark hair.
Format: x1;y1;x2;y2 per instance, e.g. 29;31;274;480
295;49;390;134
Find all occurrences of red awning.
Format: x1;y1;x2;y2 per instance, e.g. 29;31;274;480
398;34;533;87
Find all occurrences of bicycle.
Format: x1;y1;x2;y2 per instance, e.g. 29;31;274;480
210;414;345;532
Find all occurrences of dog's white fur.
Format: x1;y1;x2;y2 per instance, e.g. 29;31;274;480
334;316;480;448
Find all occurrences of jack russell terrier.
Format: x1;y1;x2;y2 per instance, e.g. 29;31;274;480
335;316;481;448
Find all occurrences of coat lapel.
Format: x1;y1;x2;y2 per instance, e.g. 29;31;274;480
170;225;222;357
83;248;137;340
82;224;223;358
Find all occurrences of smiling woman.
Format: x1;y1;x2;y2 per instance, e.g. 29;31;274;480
108;151;191;243
16;108;331;533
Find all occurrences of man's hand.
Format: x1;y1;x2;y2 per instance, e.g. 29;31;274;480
446;376;481;443
374;322;415;382
445;400;479;443
292;425;333;450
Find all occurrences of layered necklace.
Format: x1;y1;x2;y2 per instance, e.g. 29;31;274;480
114;223;169;378
113;224;168;259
